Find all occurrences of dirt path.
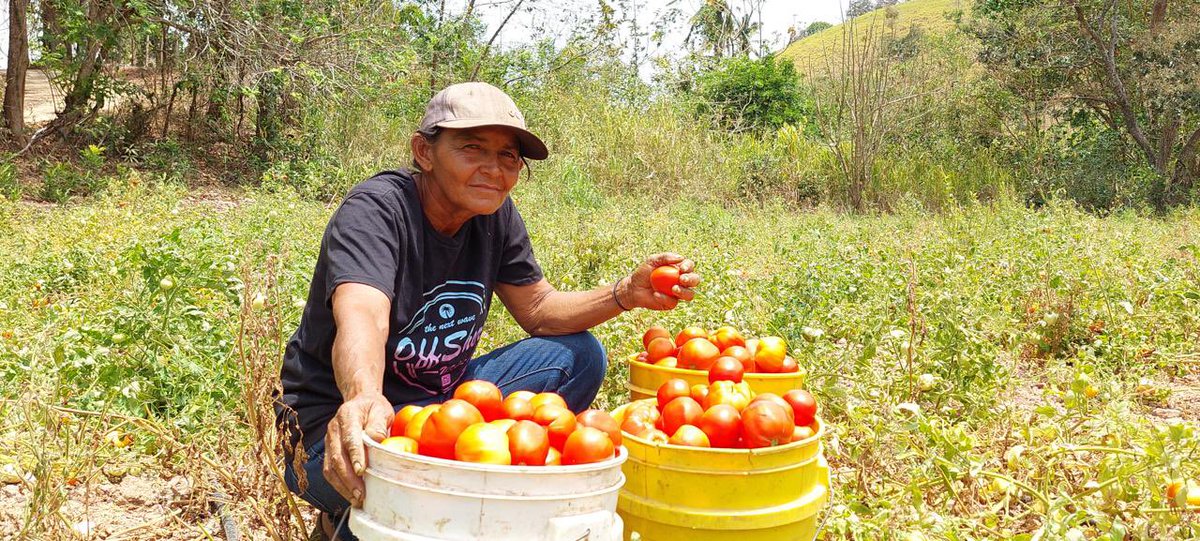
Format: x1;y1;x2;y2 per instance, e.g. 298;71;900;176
0;69;62;125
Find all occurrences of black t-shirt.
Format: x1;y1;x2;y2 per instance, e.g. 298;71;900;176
277;169;543;450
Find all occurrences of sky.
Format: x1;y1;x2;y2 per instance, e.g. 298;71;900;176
477;0;848;76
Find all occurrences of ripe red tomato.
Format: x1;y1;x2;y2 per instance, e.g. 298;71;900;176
690;383;709;404
419;399;484;459
533;405;577;450
646;337;676;362
675;326;708;347
711;326;746;352
576;409;622;447
657;378;692;409
650;266;681;297
507;420;550;466
390;405;423;437
454;380;504;422
741;401;794;448
501;394;535;421
654;356;678;368
708;356;745;383
621;404;660;437
643;326;671;350
679;338;721;370
529;392;568;411
750;393;795;425
668;425;711;447
404;405;440;440
779;356;800;373
661;397;703;436
722;346;755;373
697;404;742;448
783;390;818;426
754;336;788;373
562;427;615;465
380;436;419;454
454;422;511;465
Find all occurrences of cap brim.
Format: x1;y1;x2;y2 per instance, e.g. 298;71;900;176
434;119;549;160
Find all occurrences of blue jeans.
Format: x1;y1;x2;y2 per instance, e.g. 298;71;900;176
283;332;607;540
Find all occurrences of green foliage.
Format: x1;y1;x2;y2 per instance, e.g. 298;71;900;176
694;56;809;132
40;145;109;203
0;162;20;201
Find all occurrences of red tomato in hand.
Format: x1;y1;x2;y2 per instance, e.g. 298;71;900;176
783;390;818;426
741;401;794;448
711;326;746;352
576;409;622;447
502;394;535;421
650;266;681;297
708;356;745;383
661;397;703;436
533;405;577;450
390;405;423;437
646;337;676;362
507;420;550;466
657;378;692;409
420;400;484;459
454;380;504;422
643;326;672;350
722;346;755;373
679;338;721;370
675;326;708;347
562;427;615;465
668;425;711;447
697;404;742;448
753;336;788;373
455;422;511;465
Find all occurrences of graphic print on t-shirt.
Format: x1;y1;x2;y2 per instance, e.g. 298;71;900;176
390;280;488;395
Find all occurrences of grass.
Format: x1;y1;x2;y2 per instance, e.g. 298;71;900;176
779;0;971;74
0;169;1198;538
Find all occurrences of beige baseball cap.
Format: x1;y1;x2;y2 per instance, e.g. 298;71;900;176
419;82;549;160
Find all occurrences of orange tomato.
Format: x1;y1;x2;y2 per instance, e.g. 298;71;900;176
404;404;440;440
722;345;755;373
533;404;577;450
678;338;721;370
661;397;704;436
650;266;681;297
576;409;622;447
668;425;711;447
390;405;423;437
657;378;692;409
530;392;568;411
708;356;745;383
501;394;535;421
454;380;504;422
642;429;669;444
507;420;550;466
754;336;788;373
697;404;742;448
711;326;746;352
779;356;800;373
419;400;483;459
646;337;676;362
690;383;710;404
380;436;419;454
563;427;616;465
643;326;672;350
654;356;678;368
675;326;708;347
704;380;752;411
791;425;816;442
507;390;536;402
489;419;517;432
454;423;511;465
544;446;562;466
620;404;660;437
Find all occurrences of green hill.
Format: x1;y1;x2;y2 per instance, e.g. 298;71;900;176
778;0;970;74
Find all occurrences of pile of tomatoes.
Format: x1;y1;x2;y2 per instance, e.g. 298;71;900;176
380;380;621;466
617;377;819;449
633;324;800;374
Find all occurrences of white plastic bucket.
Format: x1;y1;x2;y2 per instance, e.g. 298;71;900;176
350;433;627;541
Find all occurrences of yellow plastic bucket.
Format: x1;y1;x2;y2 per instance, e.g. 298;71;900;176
626;354;807;401
613;400;830;541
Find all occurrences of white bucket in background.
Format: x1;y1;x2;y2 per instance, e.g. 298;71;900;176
350;433;627;541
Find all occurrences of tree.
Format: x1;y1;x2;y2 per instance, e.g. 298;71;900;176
846;0;875;19
972;0;1200;208
4;0;30;144
684;0;760;58
802;21;833;38
695;55;807;132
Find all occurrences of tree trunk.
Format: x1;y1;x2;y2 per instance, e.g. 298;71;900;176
4;0;29;144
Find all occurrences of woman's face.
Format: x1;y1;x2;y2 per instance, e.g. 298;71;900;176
414;126;525;216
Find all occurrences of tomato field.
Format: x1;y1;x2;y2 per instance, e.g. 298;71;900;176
0;178;1196;539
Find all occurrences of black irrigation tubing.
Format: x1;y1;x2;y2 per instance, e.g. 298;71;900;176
210;490;242;541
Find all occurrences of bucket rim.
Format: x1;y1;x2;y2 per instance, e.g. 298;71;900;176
363;431;629;473
626;355;809;380
614;399;826;455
